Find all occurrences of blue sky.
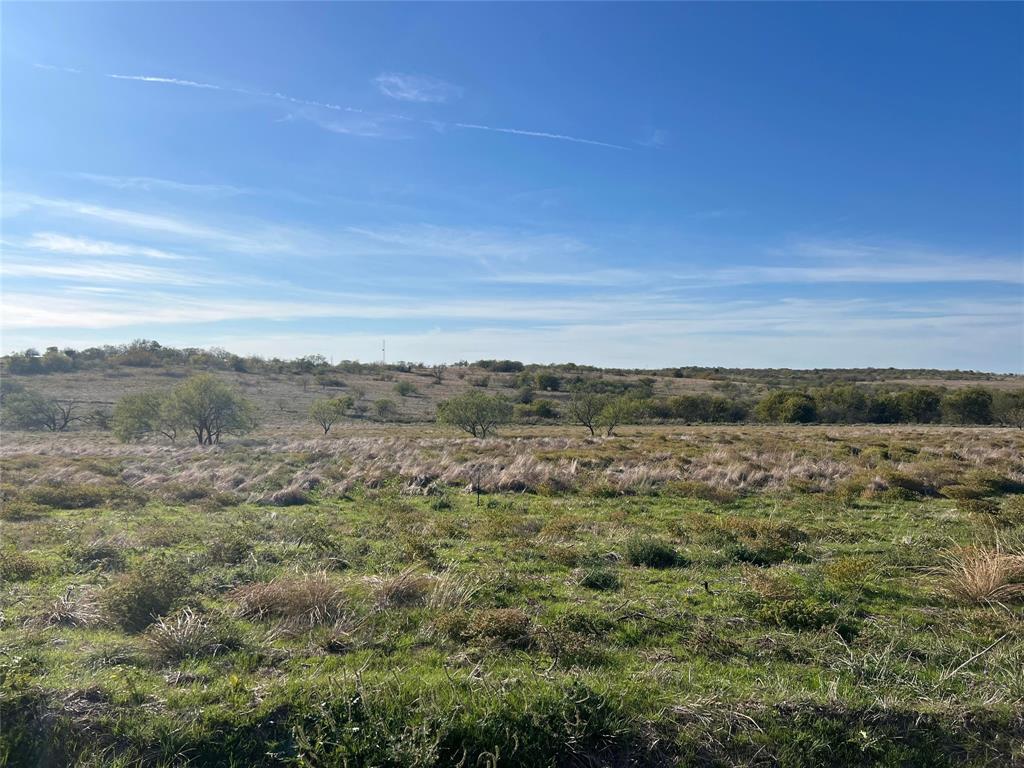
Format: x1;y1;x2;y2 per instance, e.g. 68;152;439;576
2;2;1022;370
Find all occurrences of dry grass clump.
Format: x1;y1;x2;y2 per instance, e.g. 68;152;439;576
232;572;348;626
936;545;1024;605
42;587;104;628
425;569;480;611
145;608;237;661
368;565;435;609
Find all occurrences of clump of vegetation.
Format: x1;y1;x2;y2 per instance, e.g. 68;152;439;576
0;547;43;581
100;559;190;632
935;545;1024;604
756;598;839;632
575;566;622;591
232;572;348;626
309;396;353;434
624;537;686;568
368;565;434;609
145;608;239;661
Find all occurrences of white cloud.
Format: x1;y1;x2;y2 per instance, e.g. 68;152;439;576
24;232;188;261
374;72;463;103
453;122;630;150
2;260;218;286
72;173;248;197
108;73;222;90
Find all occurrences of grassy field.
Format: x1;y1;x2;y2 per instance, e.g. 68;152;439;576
2;423;1023;766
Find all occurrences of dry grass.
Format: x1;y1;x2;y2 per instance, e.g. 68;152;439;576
425;569;480;611
936;544;1024;604
231;572;348;626
41;587;104;628
145;608;230;660
367;565;435;609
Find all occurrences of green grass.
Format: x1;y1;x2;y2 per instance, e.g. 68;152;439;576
2;429;1022;766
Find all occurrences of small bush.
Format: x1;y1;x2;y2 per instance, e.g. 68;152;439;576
576;567;622;591
823;556;876;590
625;537;685;568
0;499;48;522
101;559;190;632
468;608;534;649
757;598;839;632
0;548;43;581
25;483;146;510
70;537;128;572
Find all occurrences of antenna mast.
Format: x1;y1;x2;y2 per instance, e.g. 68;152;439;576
382;339;386;365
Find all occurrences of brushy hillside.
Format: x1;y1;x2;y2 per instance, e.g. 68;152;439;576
2;422;1023;766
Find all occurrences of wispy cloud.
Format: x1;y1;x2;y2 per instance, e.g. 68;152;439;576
2;260;217;286
7;193;319;256
108;73;222;90
92;68;625;149
375;72;463;103
71;173;248;197
24;232;189;261
453;123;630;150
636;128;669;148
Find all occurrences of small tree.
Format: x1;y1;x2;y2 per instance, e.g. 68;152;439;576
113;391;178;442
309;396;353;434
597;395;641;436
942;387;993;425
394;381;417;397
2;390;80;432
374;398;398;421
113;375;255;445
754;391;817;423
431;365;446;384
169;374;256;444
568;391;608;436
992;390;1024;429
436;391;512;438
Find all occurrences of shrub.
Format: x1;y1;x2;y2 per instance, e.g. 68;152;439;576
823;556;876;590
624;537;686;568
757;598;839;632
0;499;48;521
393;381;417;397
576;567;622;591
755;391;817;423
25;483;144;510
713;518;808;566
0;548;43;581
101;559;190;632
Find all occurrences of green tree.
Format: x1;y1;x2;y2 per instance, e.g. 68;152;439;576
2;390;80;432
112;391;178;442
942;387;993;425
394;381;418;397
436;391;513;438
170;374;256;444
568;390;609;436
754;391;817;423
374;398;398;421
113;375;255;445
895;388;942;423
597;395;641;436
309;396;353;434
992;390;1024;429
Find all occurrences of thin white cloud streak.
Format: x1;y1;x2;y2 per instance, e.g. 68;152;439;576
97;70;625;149
108;74;221;89
375;72;463;103
453;123;630;150
71;173;248;197
2;260;218;286
24;233;189;261
7;193;320;256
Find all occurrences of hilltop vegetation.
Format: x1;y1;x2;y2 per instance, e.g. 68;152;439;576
2;341;1022;439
